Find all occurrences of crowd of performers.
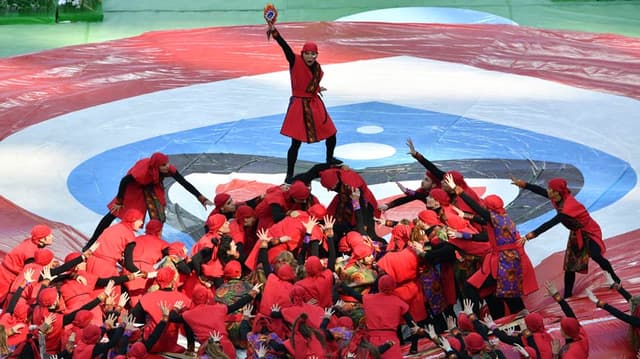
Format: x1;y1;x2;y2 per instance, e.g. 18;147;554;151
1;139;638;359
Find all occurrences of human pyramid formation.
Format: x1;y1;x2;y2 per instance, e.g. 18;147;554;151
1;6;639;359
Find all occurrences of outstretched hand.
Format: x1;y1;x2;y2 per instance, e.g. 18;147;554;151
406;138;417;156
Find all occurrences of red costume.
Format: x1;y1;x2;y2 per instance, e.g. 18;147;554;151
523;313;553;359
559;317;589;358
295;256;334;308
259;264;295;316
125;220;168;304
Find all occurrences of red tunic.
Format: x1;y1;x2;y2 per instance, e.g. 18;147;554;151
259;273;294;316
139;289;191;353
182;303;236;359
554;193;606;255
376;248;427;322
281;53;336;143
107;156;177;219
33;307;64;354
86;222;135;278
362;292;409;359
295;268;334;309
124;233;168;297
0;238;39;300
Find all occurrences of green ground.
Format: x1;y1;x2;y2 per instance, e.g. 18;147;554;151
1;0;640;58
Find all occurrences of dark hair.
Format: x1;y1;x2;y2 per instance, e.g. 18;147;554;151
291;313;326;352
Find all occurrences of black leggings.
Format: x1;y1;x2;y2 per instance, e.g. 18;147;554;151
564;241;620;297
285;135;337;181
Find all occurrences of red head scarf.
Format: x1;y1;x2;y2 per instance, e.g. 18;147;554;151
34;249;54;266
130;152;169;185
351;242;373;261
429;188;450;206
31;224;52;243
464;332;486;353
277;264;296;282
65;252;82;266
320;169;340;190
301;42;318;54
338;316;354;330
290;285;311;305
122;208;143;223
39;287;58;307
167;242;186;257
448;336;462;352
560;317;581;339
418;210;442;227
378;275;396;294
214;193;231;208
73;310;93;328
307;203;327;219
81;325;102;344
289;181;310;201
192;284;213;305
13;302;29;322
389;224;411;251
206;213;227;234
145;219;163;235
304;256;323;277
223;260;242;279
548;178;570;197
235;205;256;224
524;312;545;332
448;171;468;187
457;312;474;332
156;266;176;288
484;194;506;215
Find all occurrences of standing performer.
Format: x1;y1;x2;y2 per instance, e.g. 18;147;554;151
512;176;620;297
265;6;340;184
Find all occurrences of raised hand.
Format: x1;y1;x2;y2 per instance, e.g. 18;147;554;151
158;301;170;318
323;307;335;319
209;330;222;343
23;268;35;284
334;299;345;309
103;280;115;297
395;181;408;194
41;265;57;282
173;300;185;311
446;315;456;331
513;343;528;356
322;215;335;237
438;336;452;351
255;344;268;358
270;303;281;313
118;292;130;308
44;313;57;326
406;138;417;156
242;304;254;319
462;298;474;315
426;324;437;340
104;312;118;329
349;187;361;201
250;282;263;296
442;173;457;193
378;203;389;212
124;314;139;331
604;272;620;289
482;314;497;330
10;323;25;335
302;216;318;234
510;176;526;188
504;325;515;336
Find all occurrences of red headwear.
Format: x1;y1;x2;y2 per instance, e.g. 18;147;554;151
277;264;296;282
301;42;318;54
166;242;186;257
418;210;442;227
548;178;570;197
31;224;52;242
288;181;310;201
304;256;323;277
145;219;163;235
457;312;474;332
128;342;148;359
378;275;396;294
81;325;102;344
192;284;213;305
65;251;82;264
351;242;373;261
34;249;54;266
448;171;468;188
429;188;450;206
524;312;545;332
484;194;506;215
337;316;353;330
156;266;176;288
206;213;227;234
320;169;340;190
390;224;411;251
122;208;143;223
290;285;311;305
560;317;581;339
39;287;58;307
235;205;256;223
426;171;439;184
130;152;169;185
223;260;242;279
464;332;486;353
13;302;29;322
214;193;231;208
448;336;462;352
73;310;93;328
307;203;327;219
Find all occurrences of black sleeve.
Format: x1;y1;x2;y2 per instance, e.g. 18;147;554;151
291;163;333;186
50;255;85;276
327;235;336;272
471;319;491;341
458;192;490;222
413;152;446;180
144;319;168;351
258;247;272;276
5;285;26;314
115;174;135;202
95;274;131;287
525;334;542;359
402;312;414;325
190;247;214;276
422;243;457;265
172;170;204;199
270;203;287;224
530;214;562;237
244;195;262;209
602;303;640;327
240;319;252;341
226;294;254;314
320;317;330;330
310;240;320;257
129;302;146;324
385;192;426;210
175;260;192;275
617;286;633;302
63;298;101;325
338;282;363;303
523;183;549;198
492;327;523;346
272;29;295;66
297;242;309;266
556;297;577;318
378;342;394;354
123;242;140;272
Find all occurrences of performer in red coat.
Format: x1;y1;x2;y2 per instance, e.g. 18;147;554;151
86;152;213;249
513;176;619;297
267;23;340;183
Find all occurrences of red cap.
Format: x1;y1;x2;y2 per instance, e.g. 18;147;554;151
145;219;163;235
223;260;242;279
206;213;227;233
81;325;102;344
128;342;148;358
38;287;58;307
429;188;450;206
320;169;340;190
34;249;54;266
156;266;176;288
73;310;93;328
378;275;396;294
122;208;143;223
548;178;570;197
304;256;323;276
192;284;212;305
464;332;485;353
561;317;581;339
276;264;296;282
301;42;318;53
214;193;231;208
288;181;310;201
307;203;326;219
418;210;442;227
31;224;52;242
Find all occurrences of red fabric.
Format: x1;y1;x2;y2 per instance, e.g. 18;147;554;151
280;52;336;143
0;238;40;299
139;289;191;353
288;181;310;201
362;292;409;359
377;247;418;284
560;326;589;358
214;192;231;208
548;178;570;197
145;219;163;235
254;186;288;231
244;214;308;270
156;266;176;288
206;213;227;234
0;311;28;347
259;272;294;316
301;42;318;53
31;224;52;242
223;260;242;279
378;275;396;294
418;210;441;227
323;168;380;222
107;153;176;219
39;287;58;307
296;267;333;308
388;223;412;251
128;342;148;358
484;194;505;215
429;188;451;206
281;302;330;329
182;303;236;359
552;191;606;255
32;307;64;354
124;232;168;294
464;332;486;353
86;222;135;277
